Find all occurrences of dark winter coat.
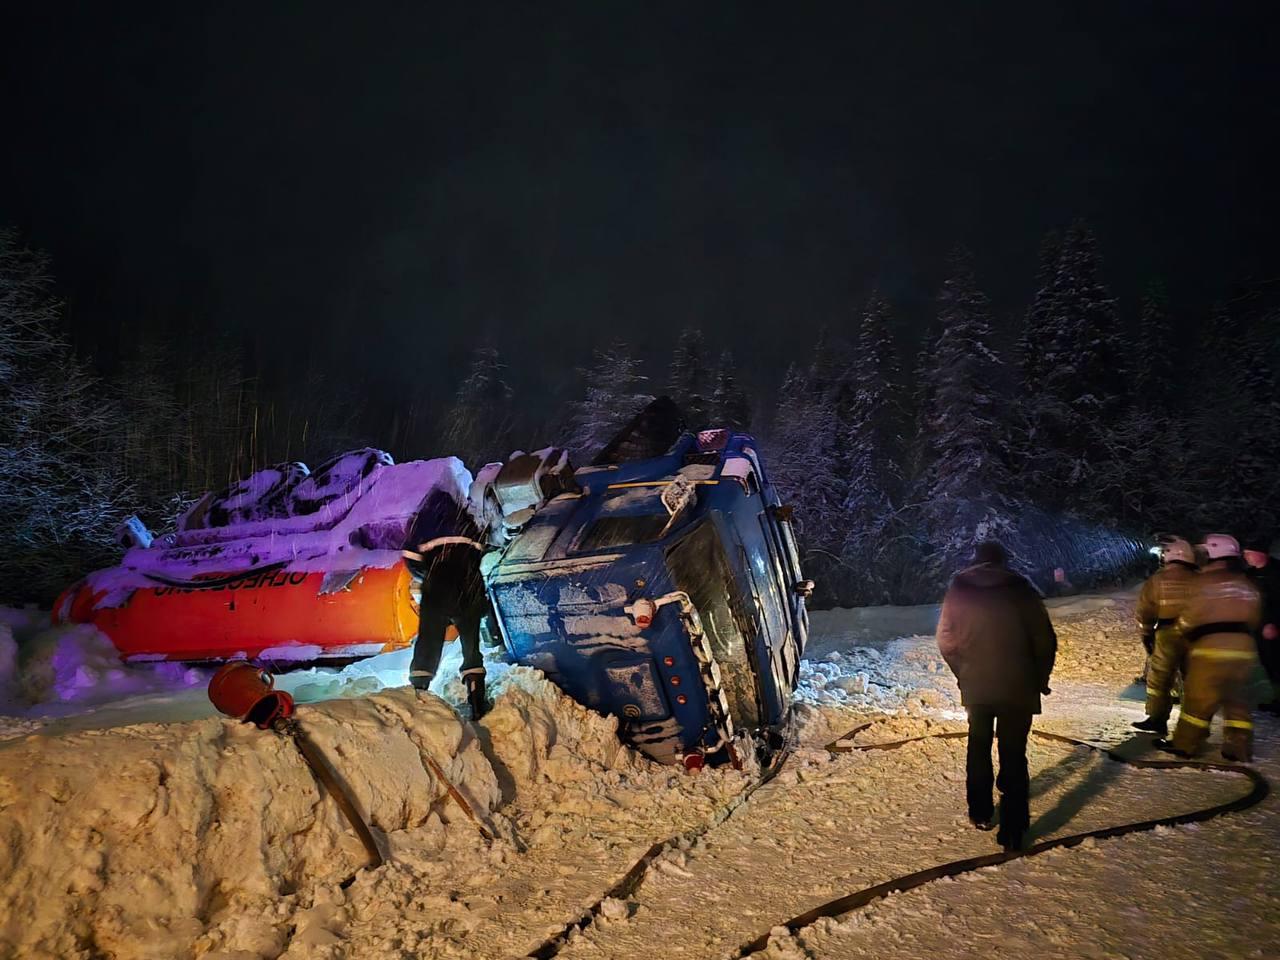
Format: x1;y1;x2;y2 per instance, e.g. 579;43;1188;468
403;489;487;617
936;562;1058;713
1248;562;1280;638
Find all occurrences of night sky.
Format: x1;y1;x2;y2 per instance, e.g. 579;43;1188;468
3;3;1278;438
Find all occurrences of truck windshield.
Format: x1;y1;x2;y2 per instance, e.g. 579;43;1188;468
576;514;671;551
666;520;761;731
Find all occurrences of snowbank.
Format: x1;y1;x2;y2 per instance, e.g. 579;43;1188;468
0;663;721;960
0;611;430;738
6;620;206;708
0;688;498;959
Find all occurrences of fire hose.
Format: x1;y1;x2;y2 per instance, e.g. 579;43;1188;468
525;736;795;960
275;715;385;871
208;662;384;874
724;722;1269;958
208;661;500;877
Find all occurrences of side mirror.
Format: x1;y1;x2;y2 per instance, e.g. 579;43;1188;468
794;579;815;599
772;505;796;523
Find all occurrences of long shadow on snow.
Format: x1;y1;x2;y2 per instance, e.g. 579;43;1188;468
1028;733;1148;839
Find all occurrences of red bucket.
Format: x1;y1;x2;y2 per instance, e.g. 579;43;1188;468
209;662;295;729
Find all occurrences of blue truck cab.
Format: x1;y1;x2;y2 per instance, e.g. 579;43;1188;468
480;430;810;766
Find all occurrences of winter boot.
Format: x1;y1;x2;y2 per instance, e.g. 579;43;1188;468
969;815;996;832
996;826;1025;853
1154;739;1192;758
409;670;434;693
465;674;489;721
1132;717;1168;736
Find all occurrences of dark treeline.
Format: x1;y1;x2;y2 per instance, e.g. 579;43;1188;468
3;223;1279;605
0;228;375;600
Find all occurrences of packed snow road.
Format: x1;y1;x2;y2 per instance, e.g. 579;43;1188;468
1;592;1277;959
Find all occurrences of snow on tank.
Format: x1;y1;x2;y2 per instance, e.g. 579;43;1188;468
54;449;474;664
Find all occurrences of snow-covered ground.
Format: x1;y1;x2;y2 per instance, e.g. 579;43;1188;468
1;591;1277;959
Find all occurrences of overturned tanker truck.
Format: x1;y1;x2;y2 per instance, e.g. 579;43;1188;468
474;408;812;766
55;401;811;765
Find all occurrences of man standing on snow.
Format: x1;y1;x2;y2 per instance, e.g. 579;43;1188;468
936;541;1057;852
1131;537;1197;737
1244;537;1280;713
1159;534;1262;762
402;488;490;720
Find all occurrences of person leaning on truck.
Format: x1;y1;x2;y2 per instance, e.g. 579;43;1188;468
936;541;1058;852
402;489;490;720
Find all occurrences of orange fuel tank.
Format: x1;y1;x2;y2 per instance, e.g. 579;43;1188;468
56;564;420;663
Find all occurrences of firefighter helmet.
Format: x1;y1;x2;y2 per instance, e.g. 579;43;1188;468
1200;533;1241;561
1160;537;1195;566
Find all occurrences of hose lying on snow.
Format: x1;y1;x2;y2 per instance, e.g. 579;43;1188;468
726;723;1269;958
525;738;795;960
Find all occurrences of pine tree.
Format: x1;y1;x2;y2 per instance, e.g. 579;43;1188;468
840;292;907;601
1016;221;1127;515
710;349;751;431
849;292;904;494
769;361;839;543
565;340;655;459
1177;305;1280;533
1227;309;1280;532
1093;280;1177;529
769;362;813;504
667;328;713;427
764;331;862;603
1131;281;1174;408
912;249;1015;587
806;327;860;487
1016;229;1062;392
442;345;514;467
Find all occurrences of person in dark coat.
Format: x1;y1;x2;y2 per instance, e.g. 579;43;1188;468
936;541;1058;851
402;489;490;719
1244;536;1280;713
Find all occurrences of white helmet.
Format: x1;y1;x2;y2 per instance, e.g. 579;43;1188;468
1161;538;1195;565
1200;533;1241;561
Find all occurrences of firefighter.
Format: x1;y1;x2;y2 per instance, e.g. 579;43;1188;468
1244;536;1280;712
1158;534;1263;762
402;490;490;720
1131;537;1197;736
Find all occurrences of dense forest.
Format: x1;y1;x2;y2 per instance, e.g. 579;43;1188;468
2;223;1278;606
